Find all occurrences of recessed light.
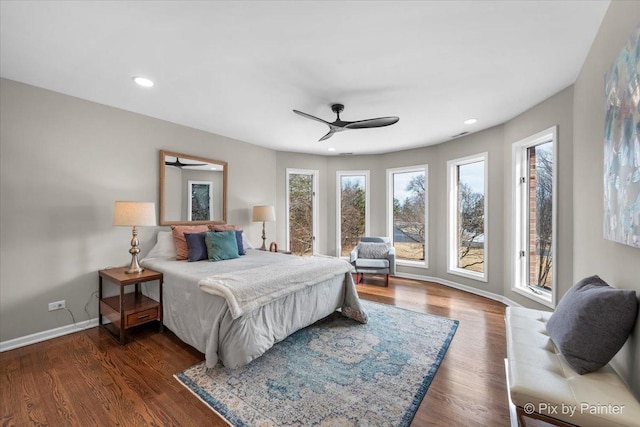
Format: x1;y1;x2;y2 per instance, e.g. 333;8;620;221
463;118;477;125
132;76;154;88
328;147;336;152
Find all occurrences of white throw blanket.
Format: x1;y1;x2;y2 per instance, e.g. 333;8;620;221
198;255;367;323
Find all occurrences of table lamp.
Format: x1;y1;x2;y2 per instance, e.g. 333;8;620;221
113;201;157;274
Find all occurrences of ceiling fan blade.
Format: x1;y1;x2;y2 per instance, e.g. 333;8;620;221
165;157;208;168
296;105;399;141
344;116;399;129
293;109;330;125
318;129;335;141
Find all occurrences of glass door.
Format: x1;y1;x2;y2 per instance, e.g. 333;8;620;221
286;169;318;256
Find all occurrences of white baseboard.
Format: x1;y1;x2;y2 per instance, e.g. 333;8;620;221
505;359;520;427
0;318;98;353
394;272;523;307
2;274;519;353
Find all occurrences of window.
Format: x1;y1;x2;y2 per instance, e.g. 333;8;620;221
286;168;319;256
336;171;370;257
512;127;557;307
387;165;428;266
447;153;488;281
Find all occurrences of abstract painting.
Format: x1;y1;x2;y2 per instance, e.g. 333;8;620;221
604;25;640;248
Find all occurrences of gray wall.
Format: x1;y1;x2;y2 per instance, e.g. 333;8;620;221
277;105;559;303
0;78;276;341
275;151;329;253
164;166;182;220
572;1;640;395
503;86;575;308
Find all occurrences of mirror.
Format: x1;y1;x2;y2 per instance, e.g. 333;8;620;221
160;150;227;225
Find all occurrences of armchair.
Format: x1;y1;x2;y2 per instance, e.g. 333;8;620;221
349;237;396;286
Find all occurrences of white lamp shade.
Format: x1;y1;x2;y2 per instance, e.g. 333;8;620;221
252;205;276;222
113;201;157;226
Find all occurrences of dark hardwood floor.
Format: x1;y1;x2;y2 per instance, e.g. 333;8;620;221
0;276;510;426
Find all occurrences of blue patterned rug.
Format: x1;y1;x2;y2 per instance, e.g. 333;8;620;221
175;300;458;426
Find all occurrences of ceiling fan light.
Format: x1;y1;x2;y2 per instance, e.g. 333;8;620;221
463;118;478;125
328;147;336;152
133;76;154;88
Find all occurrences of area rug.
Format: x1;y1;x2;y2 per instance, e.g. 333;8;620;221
175;300;458;427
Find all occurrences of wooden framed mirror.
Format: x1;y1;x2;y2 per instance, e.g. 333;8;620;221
159;150;227;225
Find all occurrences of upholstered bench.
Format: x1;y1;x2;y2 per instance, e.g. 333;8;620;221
505;306;640;426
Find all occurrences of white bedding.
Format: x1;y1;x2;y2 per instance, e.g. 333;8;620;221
198;255;357;318
141;249;366;368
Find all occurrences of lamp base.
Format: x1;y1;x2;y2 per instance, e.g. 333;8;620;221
260;220;267;250
125;226;144;274
124;253;144;274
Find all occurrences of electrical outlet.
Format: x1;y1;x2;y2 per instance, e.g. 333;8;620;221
48;300;65;311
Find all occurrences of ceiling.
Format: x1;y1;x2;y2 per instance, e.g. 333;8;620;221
0;1;609;156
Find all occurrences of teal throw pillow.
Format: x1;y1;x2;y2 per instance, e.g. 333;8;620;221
205;230;240;261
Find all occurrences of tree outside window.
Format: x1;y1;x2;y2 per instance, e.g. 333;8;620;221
288;172;315;256
456;162;485;273
528;142;553;290
389;167;427;263
339;174;367;257
511;126;556;308
447;154;487;281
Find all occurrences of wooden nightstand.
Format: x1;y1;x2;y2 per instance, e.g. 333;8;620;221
98;267;163;345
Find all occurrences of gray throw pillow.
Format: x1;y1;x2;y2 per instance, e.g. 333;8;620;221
358;242;389;259
546;275;638;374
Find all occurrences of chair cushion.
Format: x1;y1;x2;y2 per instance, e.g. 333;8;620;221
358;242;389;259
355;259;389;269
546;275;638;374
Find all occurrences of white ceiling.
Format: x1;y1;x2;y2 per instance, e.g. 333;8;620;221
0;1;609;156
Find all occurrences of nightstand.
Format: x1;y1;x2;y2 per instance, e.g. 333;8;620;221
257;248;292;254
98;267;163;345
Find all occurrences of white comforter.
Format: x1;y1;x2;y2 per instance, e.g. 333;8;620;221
198;255;361;319
141;250;366;368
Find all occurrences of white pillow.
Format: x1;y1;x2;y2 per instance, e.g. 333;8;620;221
144;230;176;259
242;231;255;250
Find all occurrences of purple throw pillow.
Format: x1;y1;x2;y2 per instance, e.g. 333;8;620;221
184;232;208;262
235;230;245;255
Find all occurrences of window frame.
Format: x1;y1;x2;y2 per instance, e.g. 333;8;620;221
336;170;370;258
511;126;558;308
386;164;429;268
285;168;319;255
446;152;489;282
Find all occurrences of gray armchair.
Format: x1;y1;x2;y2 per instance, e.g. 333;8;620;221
349;237;396;286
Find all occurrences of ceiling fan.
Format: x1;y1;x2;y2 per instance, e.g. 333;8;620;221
293;103;399;141
165;157;208;168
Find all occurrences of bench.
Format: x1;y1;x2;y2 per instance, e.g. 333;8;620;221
505;306;640;426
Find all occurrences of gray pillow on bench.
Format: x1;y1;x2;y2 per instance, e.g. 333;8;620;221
546;275;638;374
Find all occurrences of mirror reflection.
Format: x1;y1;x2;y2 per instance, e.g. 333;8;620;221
160;150;227;225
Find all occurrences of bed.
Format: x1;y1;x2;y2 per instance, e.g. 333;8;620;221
140;231;367;369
